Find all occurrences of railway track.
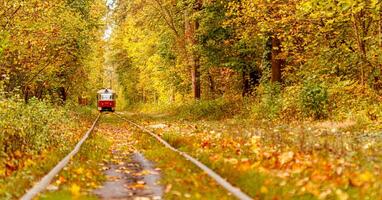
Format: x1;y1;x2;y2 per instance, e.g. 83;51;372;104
21;112;253;200
114;113;252;200
21;113;101;200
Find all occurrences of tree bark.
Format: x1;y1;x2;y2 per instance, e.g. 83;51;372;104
185;3;201;100
207;70;215;98
242;67;260;97
59;87;67;104
271;36;283;83
191;57;201;99
242;70;249;97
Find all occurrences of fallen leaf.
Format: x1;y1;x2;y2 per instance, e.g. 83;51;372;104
75;167;84;174
171;191;182;196
0;168;5;176
69;184;81;196
279;151;294;166
260;186;268;194
335;189;349;200
224;158;238;165
165;184;172;193
14;150;22;158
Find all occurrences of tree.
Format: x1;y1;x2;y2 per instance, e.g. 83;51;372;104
0;0;106;102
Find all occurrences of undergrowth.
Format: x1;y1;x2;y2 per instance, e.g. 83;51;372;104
127;80;382;125
129;98;241;121
0;97;98;199
0;98;74;175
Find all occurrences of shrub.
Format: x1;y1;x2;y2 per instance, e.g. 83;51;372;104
0;98;74;160
176;98;240;120
252;83;282;120
280;85;302;121
299;82;328;119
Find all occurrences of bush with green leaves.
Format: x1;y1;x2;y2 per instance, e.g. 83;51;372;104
252;83;282;120
176;98;240;120
299;82;328;119
0;98;74;160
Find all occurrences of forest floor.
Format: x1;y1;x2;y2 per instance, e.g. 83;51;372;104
4;109;382;200
38;113;232;200
118;111;382;200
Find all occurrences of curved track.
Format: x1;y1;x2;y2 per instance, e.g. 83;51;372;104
114;113;253;200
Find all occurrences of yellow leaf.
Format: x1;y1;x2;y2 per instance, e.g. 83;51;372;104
260;186;268;194
70;184;81;196
0;168;5;176
335;189;349;200
279;151;294;165
304;182;319;196
75;167;84;174
24;159;35;167
224;158;238;165
14;150;22;158
359;171;373;182
350;171;374;187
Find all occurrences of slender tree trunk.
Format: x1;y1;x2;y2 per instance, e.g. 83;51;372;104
242;67;260;97
352;11;372;85
185;5;201;100
271;36;282;83
170;87;175;102
191;52;201;99
207;70;215;98
59;87;67;104
242;70;250;97
24;86;30;103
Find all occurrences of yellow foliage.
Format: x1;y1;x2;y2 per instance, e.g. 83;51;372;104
74;167;84;175
69;184;81;196
260;186;268;194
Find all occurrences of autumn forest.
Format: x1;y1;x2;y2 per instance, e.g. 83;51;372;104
1;0;382;199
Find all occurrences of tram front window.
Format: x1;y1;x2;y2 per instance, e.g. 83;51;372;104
101;94;112;100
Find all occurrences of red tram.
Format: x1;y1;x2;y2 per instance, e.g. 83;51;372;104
97;88;116;112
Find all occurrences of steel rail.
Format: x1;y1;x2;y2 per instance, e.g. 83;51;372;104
21;113;101;200
114;113;253;200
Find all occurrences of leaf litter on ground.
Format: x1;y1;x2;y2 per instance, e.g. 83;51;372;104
131;112;382;199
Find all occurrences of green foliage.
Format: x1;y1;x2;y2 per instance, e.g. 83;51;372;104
0;31;9;57
0;98;74;158
252;83;282;120
176;98;240;120
0;0;106;102
299;82;328;119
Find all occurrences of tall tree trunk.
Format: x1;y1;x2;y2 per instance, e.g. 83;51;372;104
242;67;260;97
271;36;282;83
185;4;201;100
59;87;67;104
207;70;215;98
24;86;30;103
242;70;250;97
191;51;201;99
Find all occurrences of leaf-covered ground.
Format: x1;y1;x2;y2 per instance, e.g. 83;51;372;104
5;109;381;200
39;113;233;199
0;105;97;200
122;112;382;200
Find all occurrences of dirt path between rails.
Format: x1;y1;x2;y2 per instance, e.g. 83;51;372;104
93;114;163;200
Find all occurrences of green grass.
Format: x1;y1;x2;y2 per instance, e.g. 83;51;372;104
39;190;98;200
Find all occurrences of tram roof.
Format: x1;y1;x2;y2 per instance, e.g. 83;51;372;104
97;88;115;94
